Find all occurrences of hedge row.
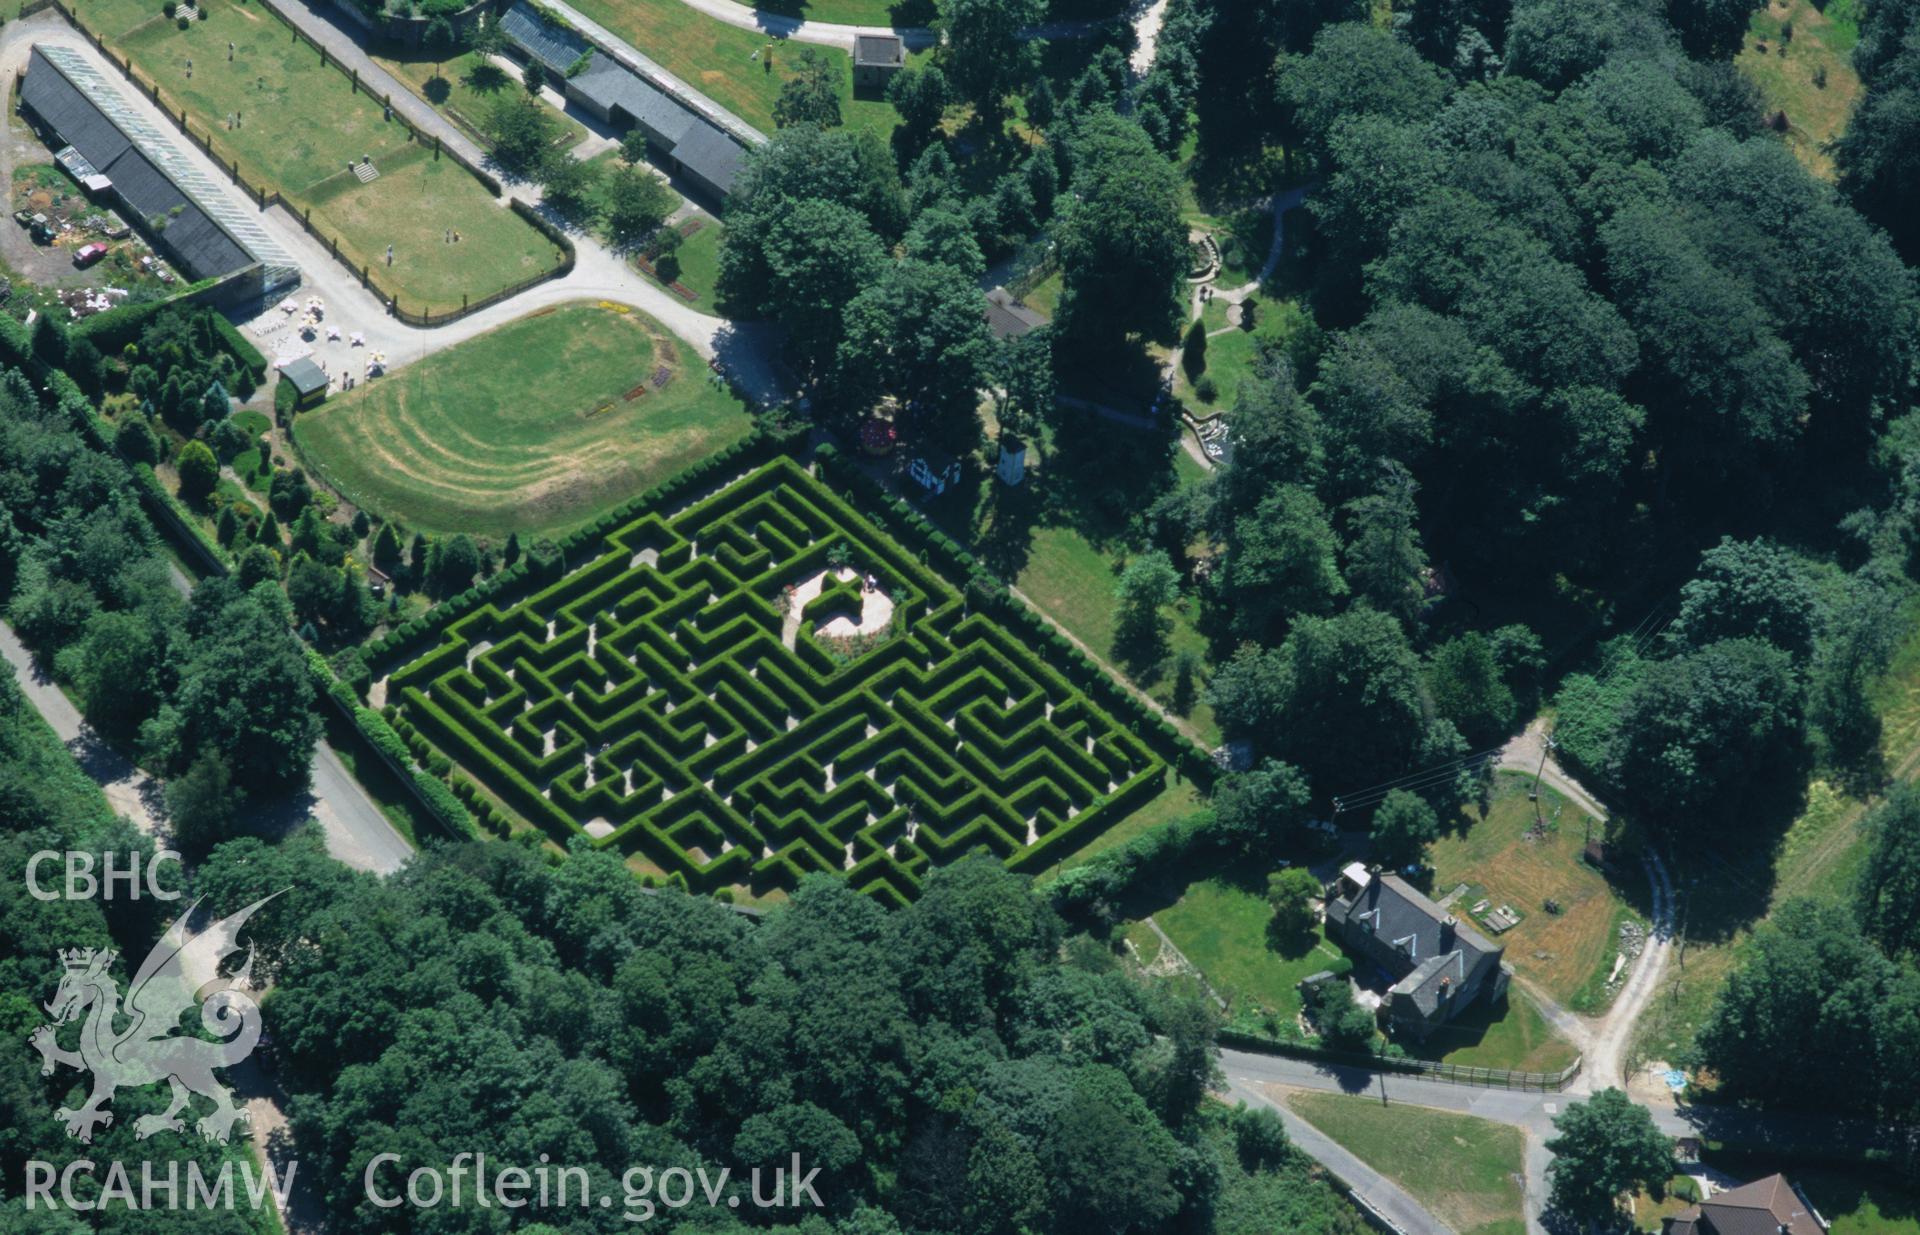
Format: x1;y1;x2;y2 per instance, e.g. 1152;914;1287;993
1047;806;1224;916
69;279;218;349
363;423;806;672
381;457;1174;899
208;313;269;381
300;646;475;840
0;312;232;574
66;286;267;381
813;443;1216;788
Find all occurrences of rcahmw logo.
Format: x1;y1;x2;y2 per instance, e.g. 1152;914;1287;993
25;893;294;1214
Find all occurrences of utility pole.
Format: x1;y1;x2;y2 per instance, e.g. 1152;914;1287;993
1530;731;1551;828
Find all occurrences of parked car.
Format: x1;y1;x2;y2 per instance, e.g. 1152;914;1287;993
11;209;31;228
71;243;108;268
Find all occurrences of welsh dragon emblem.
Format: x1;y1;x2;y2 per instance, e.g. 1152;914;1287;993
29;894;279;1145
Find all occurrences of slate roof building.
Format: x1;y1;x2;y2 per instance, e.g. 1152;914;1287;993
853;33;904;89
1666;1175;1829;1235
573;57;693;149
1324;864;1510;1037
19;45;299;296
666;122;747;203
984;287;1047;339
498;1;753;201
277;355;330;406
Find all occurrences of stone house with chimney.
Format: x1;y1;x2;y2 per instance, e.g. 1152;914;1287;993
1324;864;1511;1038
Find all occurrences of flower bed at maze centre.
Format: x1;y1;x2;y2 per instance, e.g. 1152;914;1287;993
369;448;1209;905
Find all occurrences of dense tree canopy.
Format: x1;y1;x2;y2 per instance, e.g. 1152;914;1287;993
1053;113;1189;349
166;842;1371;1235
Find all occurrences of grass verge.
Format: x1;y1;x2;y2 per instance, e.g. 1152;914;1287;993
1285;1091;1527;1235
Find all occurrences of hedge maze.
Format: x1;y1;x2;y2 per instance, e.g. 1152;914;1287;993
385;458;1166;904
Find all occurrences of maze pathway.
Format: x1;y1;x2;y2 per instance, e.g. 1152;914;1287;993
387;458;1167;903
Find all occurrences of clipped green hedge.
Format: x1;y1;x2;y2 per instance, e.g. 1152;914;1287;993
362;423;806;672
69;280;219;350
409;768;476;838
209;313;269;380
300;645;473;841
381;454;1176;902
814;442;1216;789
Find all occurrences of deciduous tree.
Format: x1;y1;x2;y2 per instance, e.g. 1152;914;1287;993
1267;866;1322;940
1545;1088;1675;1227
1053;113;1186;348
938;0;1043;120
1369;789;1438;866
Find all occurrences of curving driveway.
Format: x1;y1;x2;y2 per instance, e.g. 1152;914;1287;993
1495;720;1677;1094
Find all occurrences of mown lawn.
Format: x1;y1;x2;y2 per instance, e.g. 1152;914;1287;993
1430;773;1649;1011
1631;1176;1703;1233
551;0;923;140
662;214;724;301
292;301;753;536
1007;524;1219;743
376;49;590;155
1285;1092;1528;1235
1174;296;1318;414
1031;777;1203;883
1738;0;1861;178
945;422;1222;745
1402;989;1580;1074
76;0;554;308
711;0;936;26
1152;876;1347;1025
1019;270;1063;317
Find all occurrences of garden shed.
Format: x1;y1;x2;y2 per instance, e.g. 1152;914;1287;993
853;34;904;90
278;356;330;407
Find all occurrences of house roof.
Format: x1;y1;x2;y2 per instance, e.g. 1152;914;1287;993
1671;1175;1827;1235
984;287;1046;339
500;1;590;75
669;123;746;196
1327;873;1503;1016
103;146;252;277
854;33;905;67
278;356;328;396
21;52;131;168
21;46;289;285
574;57;695;147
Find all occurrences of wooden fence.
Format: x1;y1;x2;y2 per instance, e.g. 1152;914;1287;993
1219;1030;1585;1092
44;0;575;328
